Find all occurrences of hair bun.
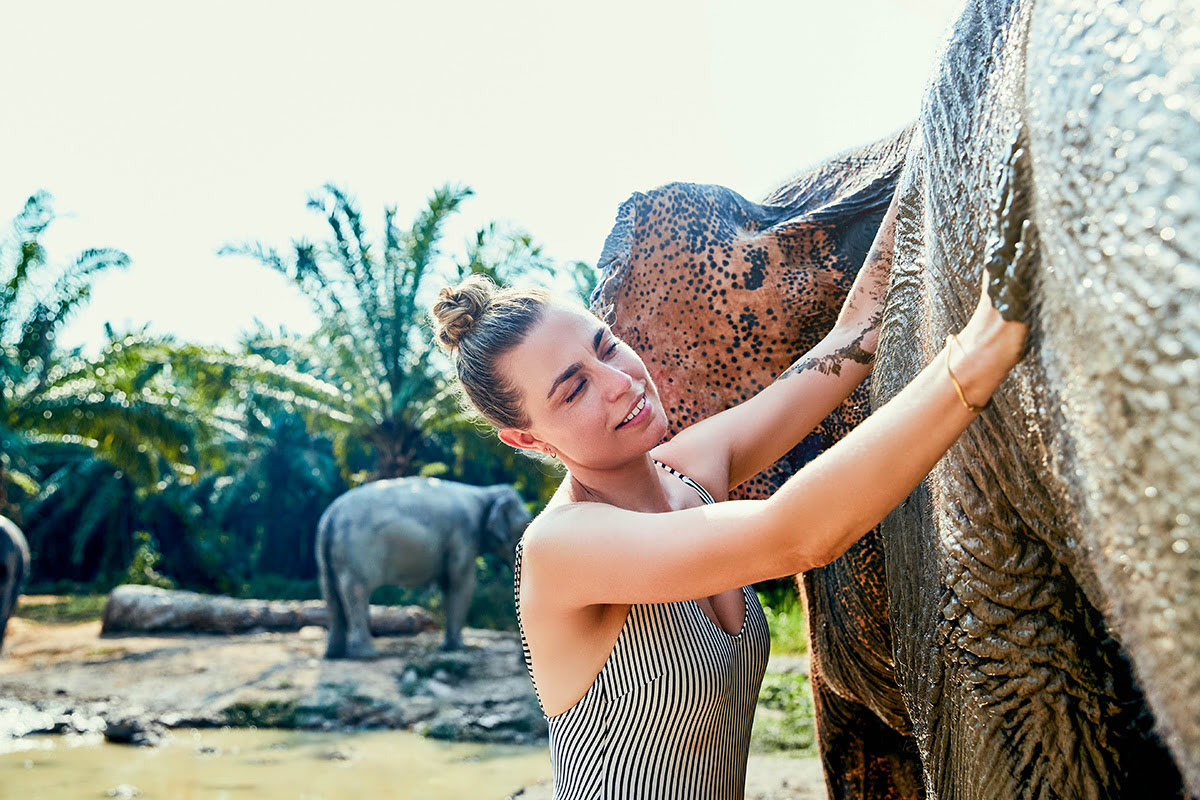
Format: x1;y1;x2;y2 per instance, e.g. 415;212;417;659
432;273;497;352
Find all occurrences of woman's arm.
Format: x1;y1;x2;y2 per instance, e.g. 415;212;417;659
521;268;1027;610
656;193;899;493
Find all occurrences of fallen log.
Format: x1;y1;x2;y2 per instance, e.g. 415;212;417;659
100;585;435;636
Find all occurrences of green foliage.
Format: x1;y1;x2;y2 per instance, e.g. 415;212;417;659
426;417;564;510
4;185;586;601
0;194;190;500
218;183;575;485
466;556;518;632
219;184;474;481
239;575;323;601
122;530;175;589
221;699;300;728
369;554;518;632
757;588;808;655
13;594;108;624
206;411;347;582
0;194;201;582
751;671;817;754
22;456;138;583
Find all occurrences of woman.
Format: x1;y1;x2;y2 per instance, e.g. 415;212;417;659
429;196;1028;798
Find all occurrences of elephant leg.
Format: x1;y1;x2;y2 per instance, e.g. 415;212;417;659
322;595;347;660
318;536;347;659
340;576;377;660
440;567;475;651
811;668;925;800
801;526;925;800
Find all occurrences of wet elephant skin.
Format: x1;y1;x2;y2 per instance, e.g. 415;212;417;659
592;129;925;800
873;0;1196;797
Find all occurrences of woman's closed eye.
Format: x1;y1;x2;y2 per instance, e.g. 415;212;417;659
564;336;622;402
565;379;587;403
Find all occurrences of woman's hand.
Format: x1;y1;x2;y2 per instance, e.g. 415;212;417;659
949;132;1037;405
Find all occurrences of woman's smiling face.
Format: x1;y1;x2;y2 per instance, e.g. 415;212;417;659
497;304;668;469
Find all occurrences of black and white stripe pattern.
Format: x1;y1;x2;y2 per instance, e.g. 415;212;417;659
651;458;717;505
513;461;771;799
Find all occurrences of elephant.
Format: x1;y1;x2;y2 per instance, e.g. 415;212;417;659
591;131;924;798
0;515;30;655
316;477;531;658
592;0;1199;798
870;0;1198;798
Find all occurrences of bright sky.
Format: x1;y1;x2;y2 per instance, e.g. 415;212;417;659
3;0;963;356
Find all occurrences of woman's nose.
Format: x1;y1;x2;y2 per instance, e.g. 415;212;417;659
599;362;635;400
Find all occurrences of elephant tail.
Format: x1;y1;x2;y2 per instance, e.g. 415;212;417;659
316;510;347;659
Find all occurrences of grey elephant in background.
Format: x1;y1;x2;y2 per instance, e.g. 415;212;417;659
316;477;531;658
0;515;30;655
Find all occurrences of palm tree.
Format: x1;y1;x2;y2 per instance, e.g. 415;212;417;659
220;183;556;480
0;192;161;503
0;192;190;581
0;192;351;584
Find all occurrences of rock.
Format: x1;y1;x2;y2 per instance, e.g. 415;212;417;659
419;708;468;741
159;711;223;729
1;620;549;747
398;668;421;696
104;716;165;746
106;785;142;798
101;585;435;636
476;712;507;730
319;748;350;760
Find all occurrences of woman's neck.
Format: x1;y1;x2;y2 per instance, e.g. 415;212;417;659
563;452;672;513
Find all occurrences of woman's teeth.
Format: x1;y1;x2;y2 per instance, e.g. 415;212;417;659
620;396;646;426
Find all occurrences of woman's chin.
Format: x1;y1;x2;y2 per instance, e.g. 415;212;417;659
646;410;670;446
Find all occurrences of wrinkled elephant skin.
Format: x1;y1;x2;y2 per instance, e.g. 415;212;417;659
592;130;925;800
873;0;1198;797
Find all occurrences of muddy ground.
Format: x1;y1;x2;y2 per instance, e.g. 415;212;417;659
0;602;827;799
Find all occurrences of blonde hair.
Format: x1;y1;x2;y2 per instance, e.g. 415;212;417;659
430;273;554;429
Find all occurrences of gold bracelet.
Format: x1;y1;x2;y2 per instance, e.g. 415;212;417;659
945;334;987;413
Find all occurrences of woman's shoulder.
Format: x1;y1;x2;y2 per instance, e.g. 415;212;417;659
529;496;603;542
523;481;616;562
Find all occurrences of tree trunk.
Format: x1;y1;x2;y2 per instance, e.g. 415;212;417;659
101;584;436;635
369;417;420;480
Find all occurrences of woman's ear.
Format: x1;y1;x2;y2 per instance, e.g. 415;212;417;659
498;427;547;454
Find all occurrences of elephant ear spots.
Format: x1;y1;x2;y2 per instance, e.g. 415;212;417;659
587;129;909;490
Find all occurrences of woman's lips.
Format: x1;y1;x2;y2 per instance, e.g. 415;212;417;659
616;394;648;430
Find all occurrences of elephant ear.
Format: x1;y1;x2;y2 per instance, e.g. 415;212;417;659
483;489;529;552
590;127;911;502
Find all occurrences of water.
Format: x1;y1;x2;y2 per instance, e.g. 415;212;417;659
0;728;551;800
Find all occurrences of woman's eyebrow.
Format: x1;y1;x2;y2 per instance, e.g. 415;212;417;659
545;329;606;400
547;363;581;399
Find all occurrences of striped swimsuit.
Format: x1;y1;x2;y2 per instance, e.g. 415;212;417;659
513;459;771;799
